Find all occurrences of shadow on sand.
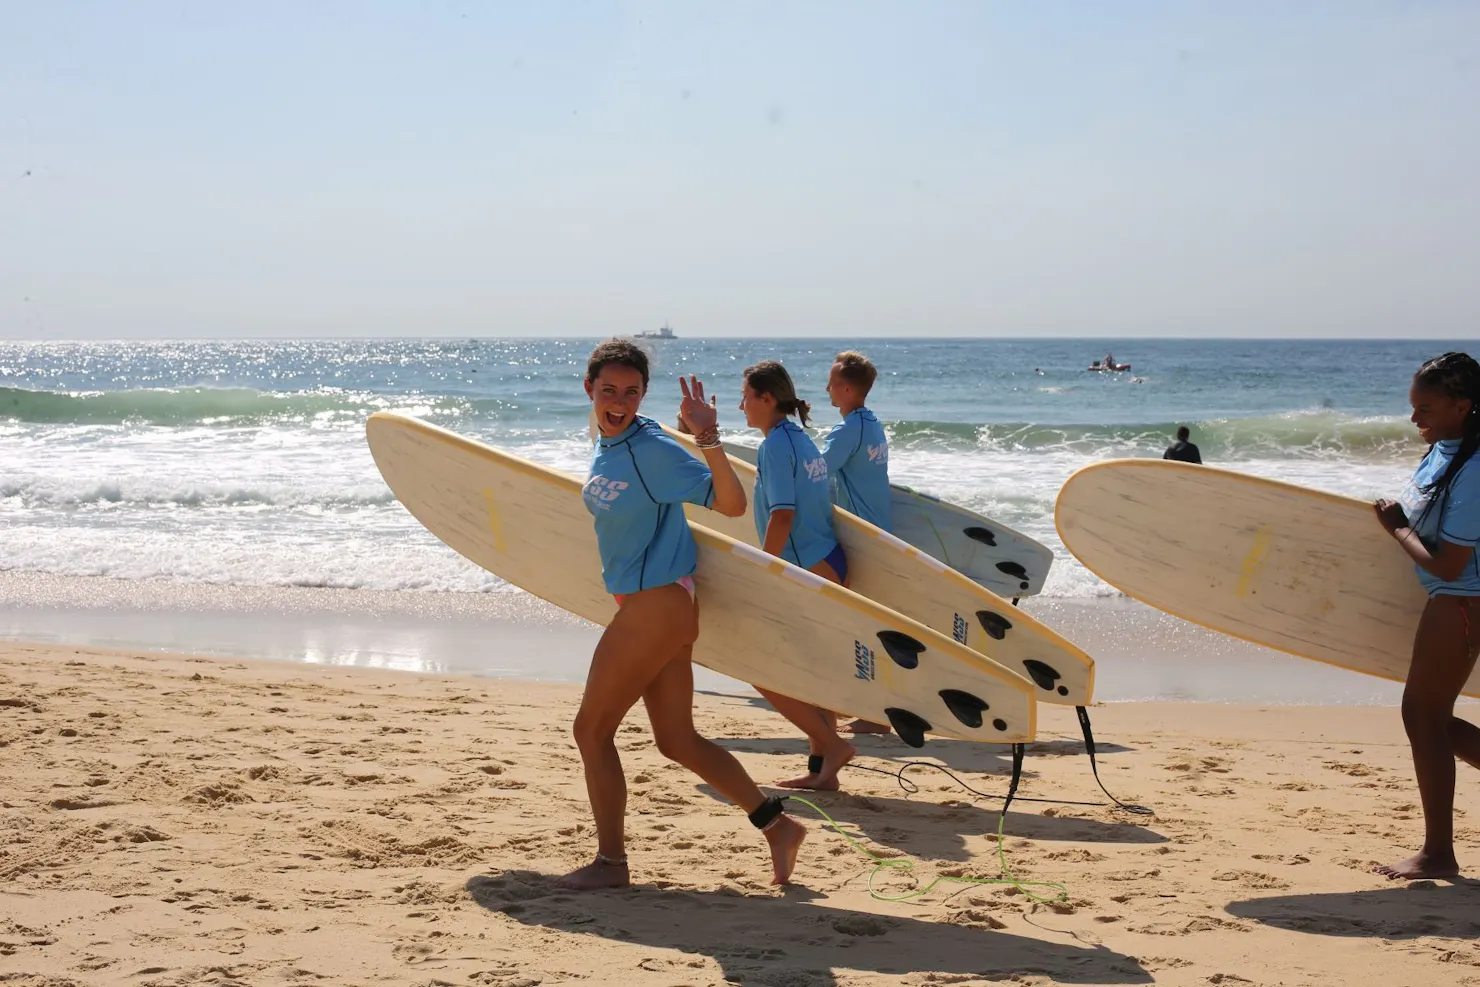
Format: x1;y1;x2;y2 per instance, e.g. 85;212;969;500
690;785;1166;862
467;870;1152;985
1226;881;1480;939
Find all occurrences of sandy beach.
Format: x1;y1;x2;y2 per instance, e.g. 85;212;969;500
3;641;1477;987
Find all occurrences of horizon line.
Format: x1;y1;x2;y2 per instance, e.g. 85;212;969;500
0;334;1463;345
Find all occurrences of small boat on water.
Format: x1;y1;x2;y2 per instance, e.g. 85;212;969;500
1087;361;1132;372
635;323;676;340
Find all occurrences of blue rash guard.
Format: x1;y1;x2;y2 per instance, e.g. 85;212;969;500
584;416;715;596
753;418;838;569
820;408;893;532
1396;438;1480;597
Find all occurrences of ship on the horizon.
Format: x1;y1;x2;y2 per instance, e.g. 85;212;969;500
634;323;676;340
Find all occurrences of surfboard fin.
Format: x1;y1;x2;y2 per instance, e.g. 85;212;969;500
976;610;1012;640
883;708;931;748
963;526;997;547
1022;659;1063;694
876;630;925;669
995;561;1031;591
938;689;989;728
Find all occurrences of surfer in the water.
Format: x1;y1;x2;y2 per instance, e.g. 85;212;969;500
564;339;807;891
1163;426;1203;464
1374;351;1480;881
821;351;893;736
741;359;858;791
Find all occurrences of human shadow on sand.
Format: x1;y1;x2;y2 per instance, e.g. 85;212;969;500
1226;882;1480;939
466;870;1151;985
689;786;1165;861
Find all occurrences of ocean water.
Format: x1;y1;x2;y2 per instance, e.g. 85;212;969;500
0;337;1452;602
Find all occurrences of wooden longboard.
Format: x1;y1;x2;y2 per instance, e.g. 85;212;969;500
661;425;1094;706
1054;459;1470;695
719;438;1054;597
368;413;1038;744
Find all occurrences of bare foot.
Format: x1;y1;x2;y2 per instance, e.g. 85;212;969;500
777;742;855;791
1375;851;1460;881
554;856;631;891
777;771;835;791
764;814;807;885
842;719;892;735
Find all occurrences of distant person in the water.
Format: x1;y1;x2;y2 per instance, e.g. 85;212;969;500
821;351;892;736
1163;426;1202;465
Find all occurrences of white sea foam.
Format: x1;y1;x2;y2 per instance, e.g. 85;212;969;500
0;416;1415;600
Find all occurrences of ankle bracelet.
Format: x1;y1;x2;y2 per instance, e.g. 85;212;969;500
595;852;628;866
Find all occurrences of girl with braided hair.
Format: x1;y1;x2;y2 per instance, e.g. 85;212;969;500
1374;351;1480;879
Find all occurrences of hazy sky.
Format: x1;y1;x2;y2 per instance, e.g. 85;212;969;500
2;1;1477;340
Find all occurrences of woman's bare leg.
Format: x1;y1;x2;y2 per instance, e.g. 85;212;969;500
556;584;696;890
644;654;805;883
1378;595;1480;880
756;687;856;791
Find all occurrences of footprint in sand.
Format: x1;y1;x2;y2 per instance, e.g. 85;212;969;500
1211;870;1291;890
1322;760;1378;777
184;781;254;807
947;908;1008;930
830;914;894;937
391;941;445;965
49;796;127;810
469;967;544;987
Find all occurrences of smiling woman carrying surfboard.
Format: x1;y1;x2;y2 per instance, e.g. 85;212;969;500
568;339;806;890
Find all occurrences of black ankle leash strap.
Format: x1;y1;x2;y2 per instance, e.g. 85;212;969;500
748;794;787;829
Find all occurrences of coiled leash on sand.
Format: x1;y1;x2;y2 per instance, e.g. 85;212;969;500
782;744;1068;902
778;710;1154;903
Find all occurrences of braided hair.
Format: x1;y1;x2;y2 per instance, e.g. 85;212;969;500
1411;352;1480;542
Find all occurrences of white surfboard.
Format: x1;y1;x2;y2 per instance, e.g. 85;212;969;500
718;439;1053;597
367;413;1038;744
1054;459;1474;696
659;424;1094;706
